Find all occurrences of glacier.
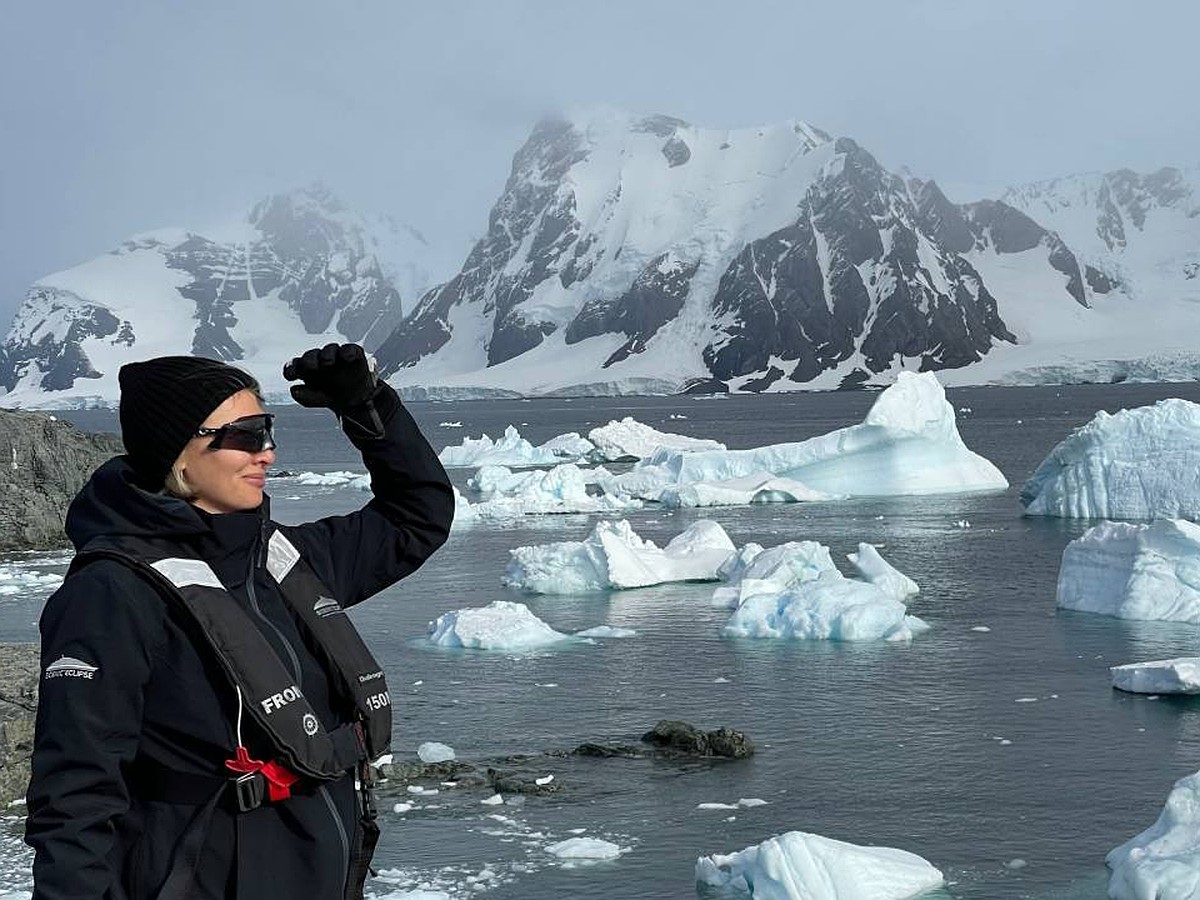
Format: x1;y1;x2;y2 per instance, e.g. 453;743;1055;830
1021;398;1200;519
695;830;944;900
1056;519;1200;622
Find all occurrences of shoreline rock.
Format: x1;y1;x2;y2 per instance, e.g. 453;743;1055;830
0;644;40;807
0;409;122;551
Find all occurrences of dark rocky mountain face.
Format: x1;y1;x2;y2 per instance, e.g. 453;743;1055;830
375;119;590;371
1;187;403;395
378;117;1089;391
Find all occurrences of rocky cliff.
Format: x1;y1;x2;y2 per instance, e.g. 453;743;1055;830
0;410;122;551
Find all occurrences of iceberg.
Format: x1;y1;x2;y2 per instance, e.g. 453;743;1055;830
427;601;574;650
609;372;1006;500
438;425;573;468
456;464;642;521
716;542;926;641
658;472;840;508
504;519;736;594
587;416;726;461
1108;770;1200;900
1056;520;1200;622
696;830;945;899
1021;398;1200;519
1111;658;1200;694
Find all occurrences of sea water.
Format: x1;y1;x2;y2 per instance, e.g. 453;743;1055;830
3;382;1200;899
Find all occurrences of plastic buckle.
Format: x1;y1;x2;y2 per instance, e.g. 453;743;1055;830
233;771;266;812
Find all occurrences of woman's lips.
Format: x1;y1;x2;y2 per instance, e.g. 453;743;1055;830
244;474;266;487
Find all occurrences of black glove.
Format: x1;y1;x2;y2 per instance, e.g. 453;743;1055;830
283;343;385;437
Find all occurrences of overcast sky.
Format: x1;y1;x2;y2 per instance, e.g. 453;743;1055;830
2;0;1197;332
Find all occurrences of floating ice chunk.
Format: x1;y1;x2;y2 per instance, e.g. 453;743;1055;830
659;472;840;508
618;373;1005;500
438;425;567;468
417;742;456;763
438;421;463;427
712;541;838;608
1108;770;1200;899
480;794;504;806
724;573;923;642
574;625;638;638
1112;658;1200;694
1056;519;1200;622
291;470;370;488
698;798;769;811
457;464;641;521
535;775;554;786
538;432;597;459
696;830;944;899
848;543;920;601
0;564;64;598
1022;398;1200;518
427;601;574;651
587;416;725;461
504;519;735;594
545;837;627;862
716;541;924;641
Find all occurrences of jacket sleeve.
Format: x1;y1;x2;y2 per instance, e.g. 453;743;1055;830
284;383;455;608
26;562;166;900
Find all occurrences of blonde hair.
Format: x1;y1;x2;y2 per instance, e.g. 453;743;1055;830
163;460;197;500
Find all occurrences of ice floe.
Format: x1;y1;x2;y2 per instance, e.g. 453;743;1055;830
657;472;839;508
503;519;736;593
695;830;944;899
1108;770;1200;900
0;563;64;598
545;837;627;864
1056;519;1200;622
1021;398;1200;519
1111;658;1200;695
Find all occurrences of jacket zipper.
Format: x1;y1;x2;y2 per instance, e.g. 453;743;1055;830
246;528;303;682
250;525;353;881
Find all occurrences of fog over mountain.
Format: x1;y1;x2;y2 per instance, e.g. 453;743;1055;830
2;0;1197;342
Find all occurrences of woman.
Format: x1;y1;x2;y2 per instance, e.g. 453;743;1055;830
25;344;454;900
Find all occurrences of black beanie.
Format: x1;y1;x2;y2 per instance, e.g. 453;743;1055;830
118;356;260;488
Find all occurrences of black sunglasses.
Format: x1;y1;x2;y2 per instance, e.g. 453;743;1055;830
194;414;276;453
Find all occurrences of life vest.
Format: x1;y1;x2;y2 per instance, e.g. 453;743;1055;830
70;526;392;782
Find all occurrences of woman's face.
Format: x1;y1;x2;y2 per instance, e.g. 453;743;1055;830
177;389;275;514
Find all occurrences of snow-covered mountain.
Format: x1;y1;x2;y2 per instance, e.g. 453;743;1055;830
0;186;441;407
375;111;1147;395
5;113;1198;408
1001;166;1198;303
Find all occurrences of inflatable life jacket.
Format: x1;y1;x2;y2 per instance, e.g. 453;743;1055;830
70;526;392;782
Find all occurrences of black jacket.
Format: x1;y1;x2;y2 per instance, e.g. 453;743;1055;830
25;386;454;900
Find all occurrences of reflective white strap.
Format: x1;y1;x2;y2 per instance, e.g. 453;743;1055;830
266;530;301;583
151;558;224;589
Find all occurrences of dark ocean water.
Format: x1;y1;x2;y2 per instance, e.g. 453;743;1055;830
8;381;1200;899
